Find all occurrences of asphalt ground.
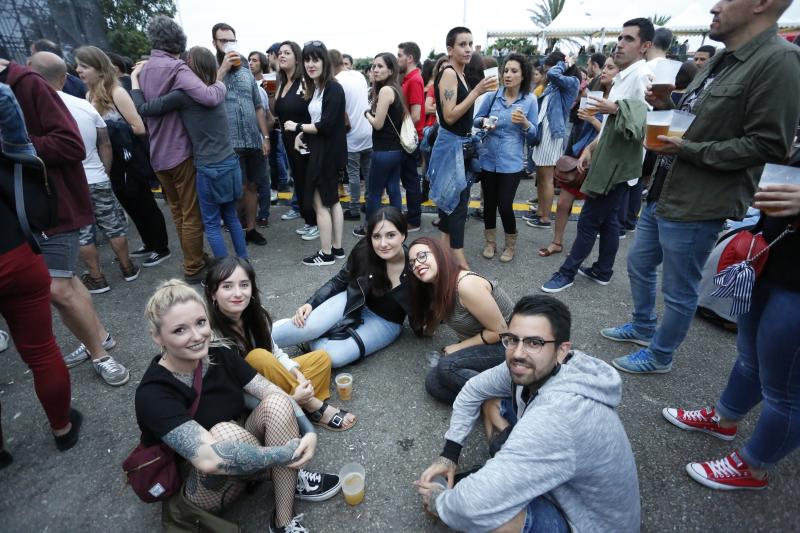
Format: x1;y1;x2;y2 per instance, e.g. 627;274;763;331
1;181;797;532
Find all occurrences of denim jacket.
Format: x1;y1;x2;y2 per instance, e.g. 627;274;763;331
0;83;35;155
473;88;539;173
541;62;580;140
428;126;469;214
222;66;264;150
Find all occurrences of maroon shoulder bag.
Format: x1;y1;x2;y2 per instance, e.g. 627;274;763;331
123;361;203;503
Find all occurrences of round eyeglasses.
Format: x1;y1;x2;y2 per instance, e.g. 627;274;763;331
408;250;430;270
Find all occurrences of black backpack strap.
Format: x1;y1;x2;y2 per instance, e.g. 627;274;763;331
13;162;40;253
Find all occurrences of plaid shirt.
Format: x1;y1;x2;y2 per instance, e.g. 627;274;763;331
222;65;263;150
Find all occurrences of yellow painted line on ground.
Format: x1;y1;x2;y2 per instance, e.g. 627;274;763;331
275;192;581;214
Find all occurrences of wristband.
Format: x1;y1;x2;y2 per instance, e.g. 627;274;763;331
479;330;488;344
295;123;303;133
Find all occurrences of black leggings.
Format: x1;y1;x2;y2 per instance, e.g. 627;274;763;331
109;169;169;253
282;132;316;226
437;185;470;249
481;170;522;234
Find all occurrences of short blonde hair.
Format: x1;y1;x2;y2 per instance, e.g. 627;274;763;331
144;279;207;334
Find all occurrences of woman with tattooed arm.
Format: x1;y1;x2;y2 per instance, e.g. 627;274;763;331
135;280;339;533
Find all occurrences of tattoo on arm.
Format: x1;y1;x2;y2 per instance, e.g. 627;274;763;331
243;374;283;400
210;439;298;475
162;421;205;461
444;89;455;101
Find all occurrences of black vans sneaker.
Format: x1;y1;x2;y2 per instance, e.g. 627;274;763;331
294;469;340;501
269;512;308;533
302;251;335;266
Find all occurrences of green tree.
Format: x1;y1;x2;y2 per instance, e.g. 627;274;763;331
649;13;673;26
487;38;538;57
98;0;176;59
528;0;567;52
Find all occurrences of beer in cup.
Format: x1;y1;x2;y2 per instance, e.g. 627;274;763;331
340;463;366;505
335;373;353;400
758;164;800;215
645;110;673;150
667;110;696;139
584;91;604;115
223;42;241;68
264;72;277;95
511;104;524;123
483;67;499;91
650;59;682;100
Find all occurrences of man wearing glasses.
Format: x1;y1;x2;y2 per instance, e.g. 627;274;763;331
415;295;640;533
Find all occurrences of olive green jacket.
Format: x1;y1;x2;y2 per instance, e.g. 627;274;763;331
580;99;648;197
657;25;800;221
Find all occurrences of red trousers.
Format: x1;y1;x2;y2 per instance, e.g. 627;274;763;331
0;243;71;439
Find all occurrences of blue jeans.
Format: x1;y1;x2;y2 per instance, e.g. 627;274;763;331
196;156;248;259
346;149;372;212
559;183;627;282
401;148;423;226
627;202;723;363
0;83;35;155
497;399;569;533
271;291;402;368
366;150;403;218
425;343;506;404
716;279;800;470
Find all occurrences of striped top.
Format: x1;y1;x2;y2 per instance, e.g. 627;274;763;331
446;272;514;341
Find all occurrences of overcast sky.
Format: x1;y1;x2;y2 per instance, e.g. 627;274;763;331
175;0;800;59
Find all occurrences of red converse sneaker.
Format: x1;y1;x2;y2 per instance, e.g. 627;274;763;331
662;407;737;441
686;451;768;490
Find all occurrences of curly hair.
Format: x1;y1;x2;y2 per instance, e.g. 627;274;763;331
147;15;187;54
74;46;119;116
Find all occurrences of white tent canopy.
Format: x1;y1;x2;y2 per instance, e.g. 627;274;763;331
537;0;800;38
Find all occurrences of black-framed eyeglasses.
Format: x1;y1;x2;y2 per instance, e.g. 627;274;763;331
499;333;557;353
407;250;430;270
216;38;237;45
304;40;324;47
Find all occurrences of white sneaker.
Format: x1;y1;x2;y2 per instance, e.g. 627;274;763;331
295;224;312;235
282;210;302;221
0;330;8;352
301;226;320;241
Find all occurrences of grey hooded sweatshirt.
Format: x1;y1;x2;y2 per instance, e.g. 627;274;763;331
435;351;640;533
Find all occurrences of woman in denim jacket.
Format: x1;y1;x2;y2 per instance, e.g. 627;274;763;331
473;53;538;263
528;53;580;229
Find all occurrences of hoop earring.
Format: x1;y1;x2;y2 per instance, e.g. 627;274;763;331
160;345;167;357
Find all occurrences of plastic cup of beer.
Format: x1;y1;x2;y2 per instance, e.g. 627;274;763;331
651;59;682;100
264;72;277;95
667;110;695;139
585;90;603;115
645;110;673;150
340;463;366;505
483;67;499;91
758;164;800;215
335;373;353;400
223;42;241;67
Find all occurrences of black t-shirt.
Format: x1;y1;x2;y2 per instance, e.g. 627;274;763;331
372;96;404;152
275;79;311;131
366;283;407;324
434;66;473;137
762;215;800;292
135;345;257;446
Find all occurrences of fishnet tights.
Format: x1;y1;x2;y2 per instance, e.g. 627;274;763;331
184;393;300;526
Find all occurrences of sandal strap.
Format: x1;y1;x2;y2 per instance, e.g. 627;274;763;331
327;408;350;429
304;401;330;423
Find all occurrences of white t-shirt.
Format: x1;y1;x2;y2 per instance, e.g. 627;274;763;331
58;91;109;185
335;69;373;152
308;86;324;123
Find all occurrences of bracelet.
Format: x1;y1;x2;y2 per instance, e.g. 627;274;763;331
364;110;372;119
479;330;488;344
295;123;303;133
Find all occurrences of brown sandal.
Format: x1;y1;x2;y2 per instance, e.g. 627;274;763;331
538;242;563;257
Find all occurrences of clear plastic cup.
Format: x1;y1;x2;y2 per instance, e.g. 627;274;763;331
335;373;353;400
426;351;442;368
668;111;696;139
651;59;682;99
759;163;800;186
340;463;366;505
585;90;604;115
645;110;673;149
483;67;499;91
223;42;241;67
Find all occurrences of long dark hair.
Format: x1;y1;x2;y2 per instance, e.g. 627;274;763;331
347;207;408;297
302;41;333;100
408;236;462;337
278;40;303;92
203;257;273;354
371;52;408;117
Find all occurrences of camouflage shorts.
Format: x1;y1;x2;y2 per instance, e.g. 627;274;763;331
78;181;128;246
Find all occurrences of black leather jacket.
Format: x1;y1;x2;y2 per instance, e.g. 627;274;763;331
305;248;411;322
